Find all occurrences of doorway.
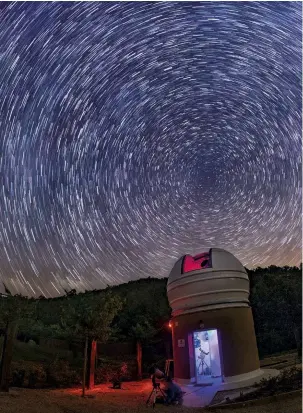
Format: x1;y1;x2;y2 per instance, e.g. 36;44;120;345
193;329;222;384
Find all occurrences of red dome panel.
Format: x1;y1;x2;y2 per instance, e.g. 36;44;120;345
182;252;212;274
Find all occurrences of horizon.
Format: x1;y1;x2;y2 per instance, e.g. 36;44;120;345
0;261;301;299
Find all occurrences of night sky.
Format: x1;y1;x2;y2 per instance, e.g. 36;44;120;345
0;2;301;298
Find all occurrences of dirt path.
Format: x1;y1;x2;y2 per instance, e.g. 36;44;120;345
0;380;302;413
0;383;301;413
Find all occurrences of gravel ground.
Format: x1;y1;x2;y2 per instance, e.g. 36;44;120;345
0;383;301;413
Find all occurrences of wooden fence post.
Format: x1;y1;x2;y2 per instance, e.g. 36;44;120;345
87;339;97;389
136;340;142;380
82;335;88;397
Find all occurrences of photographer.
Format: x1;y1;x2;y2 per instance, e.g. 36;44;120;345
163;375;183;405
148;366;183;406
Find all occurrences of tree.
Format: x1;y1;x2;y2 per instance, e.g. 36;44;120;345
250;269;302;357
132;318;157;380
60;290;122;397
112;279;171;379
0;289;35;392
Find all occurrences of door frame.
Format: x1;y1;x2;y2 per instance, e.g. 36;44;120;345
192;328;223;384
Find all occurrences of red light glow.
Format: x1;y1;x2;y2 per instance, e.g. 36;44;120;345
182;252;211;274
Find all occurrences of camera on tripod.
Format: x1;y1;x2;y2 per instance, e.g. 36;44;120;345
151;371;163;388
146;365;184;408
146;367;167;408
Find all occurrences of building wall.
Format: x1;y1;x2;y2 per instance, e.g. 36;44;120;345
172;306;260;381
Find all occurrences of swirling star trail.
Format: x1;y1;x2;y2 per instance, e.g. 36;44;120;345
0;2;301;297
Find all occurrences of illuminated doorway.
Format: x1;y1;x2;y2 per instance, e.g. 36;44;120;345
193;329;222;384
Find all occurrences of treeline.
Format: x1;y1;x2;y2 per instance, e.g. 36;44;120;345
0;265;301;391
14;277;170;346
0;277;170;391
247;265;302;357
8;265;301;359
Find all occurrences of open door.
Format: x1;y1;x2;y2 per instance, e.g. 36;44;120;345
193;329;222;385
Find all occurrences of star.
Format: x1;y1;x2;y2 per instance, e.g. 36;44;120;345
0;2;301;297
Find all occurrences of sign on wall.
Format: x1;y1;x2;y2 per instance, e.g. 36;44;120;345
178;339;185;348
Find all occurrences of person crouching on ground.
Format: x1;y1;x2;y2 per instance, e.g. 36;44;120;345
163;376;183;405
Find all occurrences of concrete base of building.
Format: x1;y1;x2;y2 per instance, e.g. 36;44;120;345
176;367;279;387
177;369;280;408
219;368;279;391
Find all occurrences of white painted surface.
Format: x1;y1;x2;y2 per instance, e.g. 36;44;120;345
167;248;250;316
220;368;279;390
223;368;263;384
178;368;280;408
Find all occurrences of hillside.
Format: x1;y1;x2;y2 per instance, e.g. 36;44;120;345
2;266;302;358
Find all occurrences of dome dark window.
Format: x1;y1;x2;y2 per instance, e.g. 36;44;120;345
181;252;212;274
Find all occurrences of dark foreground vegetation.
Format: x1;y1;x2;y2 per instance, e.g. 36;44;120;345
0;265;301;390
232;367;302;403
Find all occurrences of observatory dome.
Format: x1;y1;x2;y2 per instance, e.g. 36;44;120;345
167;248;249;316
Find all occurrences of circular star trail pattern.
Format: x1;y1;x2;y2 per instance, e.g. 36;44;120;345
0;2;301;297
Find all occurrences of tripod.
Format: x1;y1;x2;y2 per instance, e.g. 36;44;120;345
198;348;210;375
146;383;167;408
198;358;210;375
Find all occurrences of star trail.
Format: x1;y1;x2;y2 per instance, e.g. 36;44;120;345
0;2;301;297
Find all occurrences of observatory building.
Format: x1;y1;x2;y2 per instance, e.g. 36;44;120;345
167;248;266;389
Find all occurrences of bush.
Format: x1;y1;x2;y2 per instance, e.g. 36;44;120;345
46;357;81;388
10;361;47;388
12;368;25;387
28;365;47;388
256;367;302;395
95;358;136;383
233;367;302;403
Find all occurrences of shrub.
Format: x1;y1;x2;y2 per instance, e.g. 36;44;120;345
28;365;47;388
234;367;302;403
12;368;25;387
46;357;81;388
256;367;302;395
10;361;47;388
95;358;136;383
